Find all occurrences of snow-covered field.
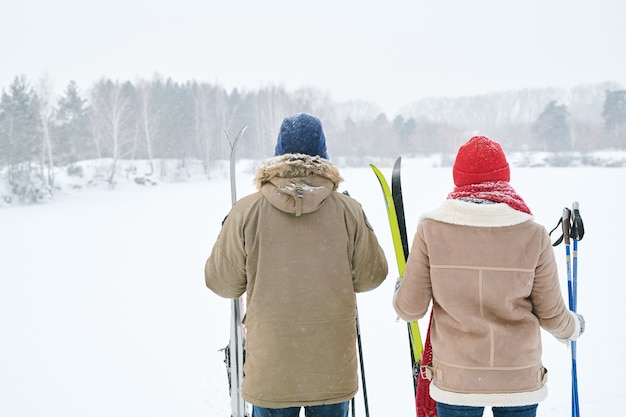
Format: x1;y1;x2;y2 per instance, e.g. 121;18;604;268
1;159;623;416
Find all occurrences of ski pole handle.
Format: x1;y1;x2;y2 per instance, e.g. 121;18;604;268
571;201;584;241
562;207;571;245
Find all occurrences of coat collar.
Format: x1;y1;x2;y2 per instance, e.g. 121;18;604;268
421;199;533;227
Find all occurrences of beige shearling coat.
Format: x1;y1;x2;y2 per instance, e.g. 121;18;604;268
206;154;388;408
393;199;581;407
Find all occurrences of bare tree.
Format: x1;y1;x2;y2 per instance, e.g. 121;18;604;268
34;76;55;188
253;86;293;158
136;79;158;175
90;79;135;185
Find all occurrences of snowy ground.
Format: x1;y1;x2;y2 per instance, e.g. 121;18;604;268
0;159;624;416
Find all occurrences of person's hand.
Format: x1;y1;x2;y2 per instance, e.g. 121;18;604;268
575;313;585;337
392;277;402;304
556;312;585;346
394;277;402;293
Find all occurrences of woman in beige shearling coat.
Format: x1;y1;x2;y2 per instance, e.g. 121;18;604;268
393;136;584;417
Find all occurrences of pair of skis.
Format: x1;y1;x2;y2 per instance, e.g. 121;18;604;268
371;158;436;417
370;159;422;382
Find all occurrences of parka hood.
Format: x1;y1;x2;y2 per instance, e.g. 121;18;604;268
254;154;344;216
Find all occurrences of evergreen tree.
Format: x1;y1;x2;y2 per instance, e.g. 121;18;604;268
393;115;417;147
532;100;571;151
53;81;92;164
601;89;626;148
159;79;195;171
0;76;40;172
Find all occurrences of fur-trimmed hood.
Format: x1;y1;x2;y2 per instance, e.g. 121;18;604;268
254;154;343;189
254;154;344;216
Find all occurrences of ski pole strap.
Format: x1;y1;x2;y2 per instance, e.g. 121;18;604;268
548;216;564;246
549;207;571;247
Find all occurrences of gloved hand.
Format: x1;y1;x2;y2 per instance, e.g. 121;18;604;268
576;313;585;337
394;277;402;293
556;312;585;346
392;277;402;304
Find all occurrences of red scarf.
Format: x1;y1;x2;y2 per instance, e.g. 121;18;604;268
447;181;532;215
416;310;437;417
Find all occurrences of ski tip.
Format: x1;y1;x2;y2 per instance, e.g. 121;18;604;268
572;201;579;210
232;125;248;147
370;163;385;176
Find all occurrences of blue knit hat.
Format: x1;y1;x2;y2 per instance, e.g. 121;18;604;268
274;113;329;159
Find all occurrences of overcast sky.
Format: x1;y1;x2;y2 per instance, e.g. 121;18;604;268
2;0;625;115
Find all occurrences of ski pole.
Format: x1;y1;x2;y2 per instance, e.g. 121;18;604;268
570;202;584;417
570;201;584;312
562;203;584;417
356;311;370;417
343;192;370;417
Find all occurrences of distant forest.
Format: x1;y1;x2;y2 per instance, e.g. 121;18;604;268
1;75;625;201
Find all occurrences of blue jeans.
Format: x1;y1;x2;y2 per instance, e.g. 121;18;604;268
252;400;350;417
437;403;537;417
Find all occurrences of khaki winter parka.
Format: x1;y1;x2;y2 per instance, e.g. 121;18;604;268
205;154;388;408
393;199;581;407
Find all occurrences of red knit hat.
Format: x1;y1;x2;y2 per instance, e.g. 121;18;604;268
452;135;510;186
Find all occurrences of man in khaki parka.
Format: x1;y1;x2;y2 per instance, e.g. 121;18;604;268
206;113;388;417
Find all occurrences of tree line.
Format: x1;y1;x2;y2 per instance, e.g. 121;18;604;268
1;75;625;200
